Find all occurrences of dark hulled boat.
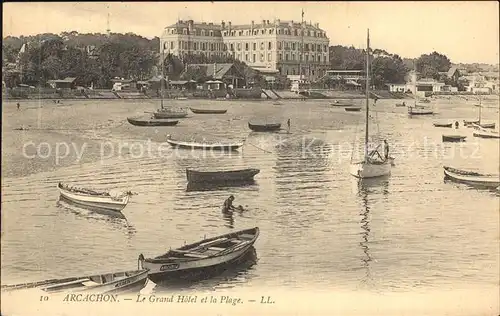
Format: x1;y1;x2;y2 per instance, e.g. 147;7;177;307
433;122;453;128
189;108;227;114
442;135;466;142
186;168;260;183
344;107;362;112
248;122;281;132
127;116;179;126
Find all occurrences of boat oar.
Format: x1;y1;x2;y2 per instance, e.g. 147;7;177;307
247;142;273;154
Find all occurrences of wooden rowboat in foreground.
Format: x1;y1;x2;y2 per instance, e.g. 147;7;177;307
442;135;466;142
139;227;259;283
58;183;132;212
127;116;179;126
248;122;281;132
186;168;260;183
1;269;148;294
443;166;500;188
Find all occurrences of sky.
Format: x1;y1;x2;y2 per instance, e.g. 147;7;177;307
3;1;499;64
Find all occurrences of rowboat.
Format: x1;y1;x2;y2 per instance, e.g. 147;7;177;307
408;107;434;115
165;135;244;151
345;107;362;112
186;168;260;183
331;101;354;107
127;116;179;127
395;102;407;107
442;135;466;142
189;108;227;114
1;269;148;294
473;129;500;139
443;166;500;188
138;227;259;283
248;121;281;132
433;122;453;128
463;119;479;126
473;122;496;129
153;110;188;119
58;183;131;212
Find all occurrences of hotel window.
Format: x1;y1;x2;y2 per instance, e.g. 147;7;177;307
317;55;321;62
277;42;282;49
245;43;249;51
201;30;205;36
292;53;295;61
237;53;241;60
285;53;289;61
253;42;257;50
268;53;271;61
237;43;241;51
245;54;249;61
183;29;187;35
261;29;265;35
323;55;327;62
260;42;264;50
270;29;274;34
239;31;243;36
253;54;256;62
292;42;296;50
260;53;264;62
253;30;258;35
230;43;234;51
268;42;272;50
170;41;174;49
278;29;282;35
278;53;282;61
193;42;197;50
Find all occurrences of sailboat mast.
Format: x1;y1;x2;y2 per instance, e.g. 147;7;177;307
160;44;164;108
364;29;370;160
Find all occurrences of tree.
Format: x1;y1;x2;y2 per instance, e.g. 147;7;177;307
371;54;407;88
416;51;451;79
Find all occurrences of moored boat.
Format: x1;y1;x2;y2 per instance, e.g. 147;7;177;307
189;108;227;114
344;107;362;112
248;121;281;132
127;116;179;127
165;135;244;151
1;269;148;294
473;122;496;129
153;109;188;119
443;166;500;188
331;101;354;107
408;106;434;115
442;135;466;142
186;168;260;183
58;183;131;212
138;227;259;283
433;122;453;128
395;102;407;107
473;129;500;139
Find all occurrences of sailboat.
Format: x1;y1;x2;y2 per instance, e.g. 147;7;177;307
466;96;495;129
153;49;188;119
349;30;394;179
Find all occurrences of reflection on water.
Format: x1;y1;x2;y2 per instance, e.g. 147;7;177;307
153;247;258;292
353;177;390;288
186;180;257;192
56;199;136;237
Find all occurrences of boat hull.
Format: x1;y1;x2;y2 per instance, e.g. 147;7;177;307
349;160;392;178
140;228;259;283
248;122;281;132
408;108;434;115
59;188;129;212
345;107;361;112
433;123;453;128
166;138;243;151
127;117;179;126
473;131;500;139
153;111;188;119
189;108;227;114
2;270;149;295
186;168;260;183
443;166;500;188
442;135;466;142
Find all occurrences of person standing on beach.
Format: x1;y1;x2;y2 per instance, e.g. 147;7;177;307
383;139;389;161
287;119;291;133
16;102;20;110
455;121;459;129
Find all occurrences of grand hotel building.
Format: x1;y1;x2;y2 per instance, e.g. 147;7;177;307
160;19;330;81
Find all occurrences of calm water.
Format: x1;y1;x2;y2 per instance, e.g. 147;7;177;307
1;97;499;296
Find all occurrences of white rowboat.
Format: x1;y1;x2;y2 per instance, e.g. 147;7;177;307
58;183;131;212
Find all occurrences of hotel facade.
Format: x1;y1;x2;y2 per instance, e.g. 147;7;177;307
160;19;330;81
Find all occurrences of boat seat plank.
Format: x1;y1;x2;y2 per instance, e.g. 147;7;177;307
183;253;209;258
238;234;255;240
208;246;225;251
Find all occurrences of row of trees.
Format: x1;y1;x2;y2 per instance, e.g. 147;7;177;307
3;31;455;89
